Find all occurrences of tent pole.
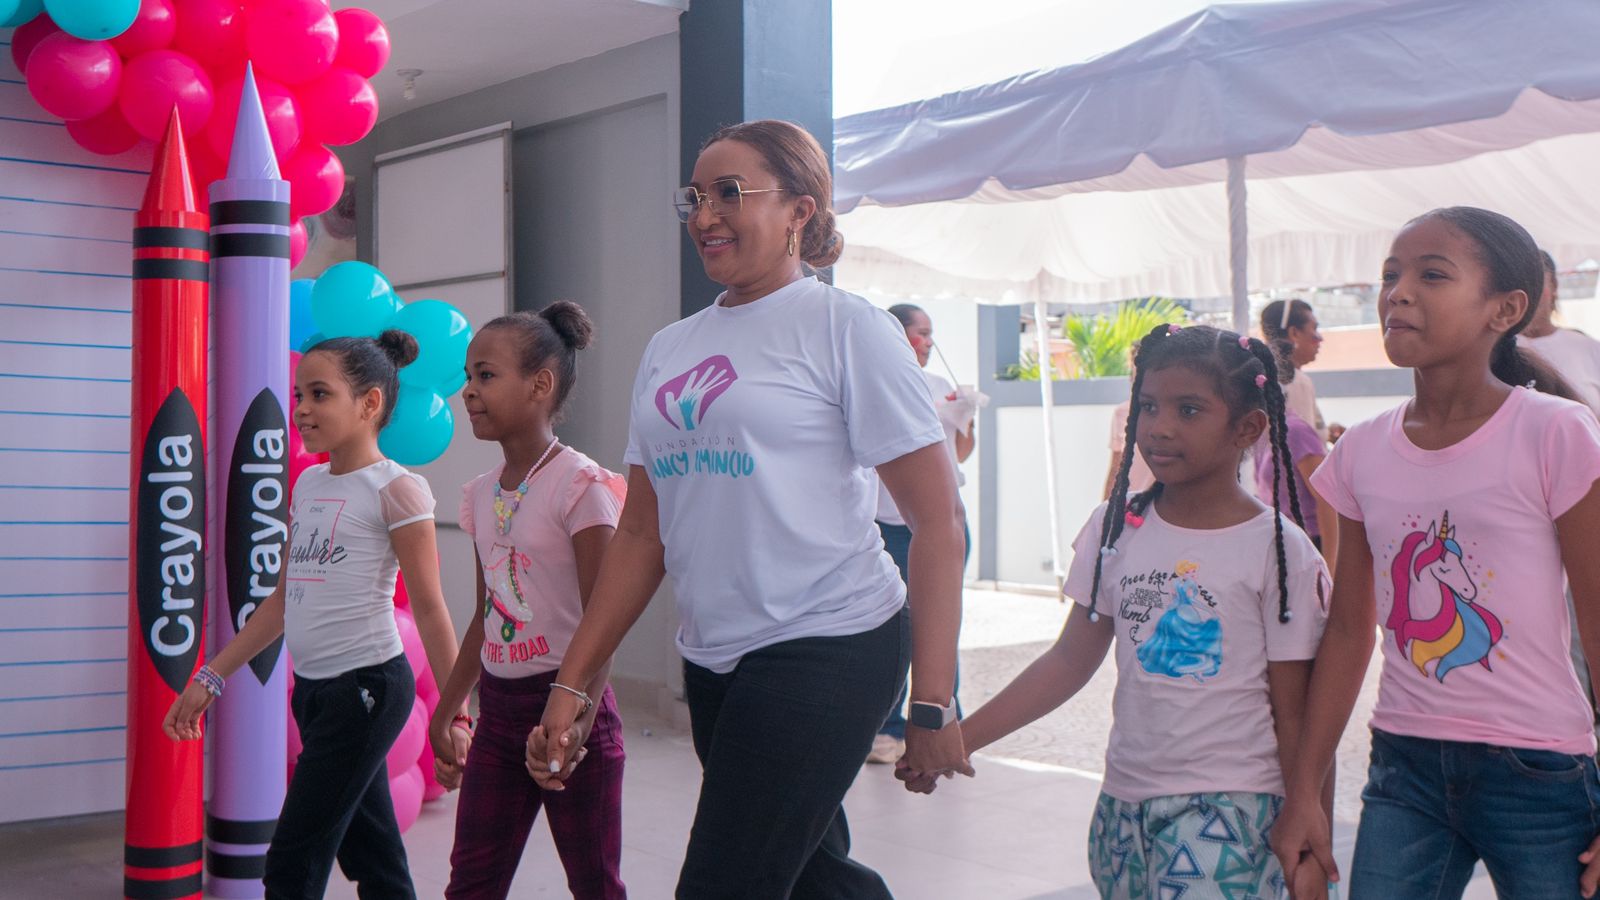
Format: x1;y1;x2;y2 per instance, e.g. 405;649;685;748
1227;155;1249;333
1033;292;1065;592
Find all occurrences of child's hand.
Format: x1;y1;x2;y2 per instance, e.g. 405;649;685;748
1578;831;1600;898
893;758;943;795
429;722;471;791
526;725;588;790
1289;852;1330;900
1270;797;1338;893
162;681;214;741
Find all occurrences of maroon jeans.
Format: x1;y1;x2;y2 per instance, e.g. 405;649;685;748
445;670;626;899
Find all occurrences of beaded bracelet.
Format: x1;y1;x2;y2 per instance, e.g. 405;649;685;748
193;665;225;698
549;681;594;714
450;713;475;735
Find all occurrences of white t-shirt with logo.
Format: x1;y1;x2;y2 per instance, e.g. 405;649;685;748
624;276;946;673
1065;503;1330;802
459;447;625;678
284;459;435;679
1520;328;1600;412
876;369;967;527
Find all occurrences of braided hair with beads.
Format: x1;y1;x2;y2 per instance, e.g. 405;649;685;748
1088;323;1305;624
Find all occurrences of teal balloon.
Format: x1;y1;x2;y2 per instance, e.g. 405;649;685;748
437;369;467;395
393;299;472;388
43;0;139;39
379;389;454;466
310;262;401;338
288;279;317;352
1;0;44;28
299;331;327;354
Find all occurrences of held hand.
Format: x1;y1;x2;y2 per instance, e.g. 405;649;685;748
1578;832;1600;898
893;758;943;795
527;688;585;780
1289;852;1330;900
1270;797;1339;893
902;721;975;782
526;724;588;790
429;722;471;791
162;682;215;741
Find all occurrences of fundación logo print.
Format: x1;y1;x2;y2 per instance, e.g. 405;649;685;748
655;356;737;431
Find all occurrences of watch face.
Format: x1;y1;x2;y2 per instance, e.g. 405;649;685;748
909;702;947;730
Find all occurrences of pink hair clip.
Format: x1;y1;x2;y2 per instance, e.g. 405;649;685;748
1124;510;1145;528
1239;335;1251;349
1166;324;1182;335
1254;374;1268;388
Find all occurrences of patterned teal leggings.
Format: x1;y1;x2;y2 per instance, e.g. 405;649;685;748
1089;791;1285;900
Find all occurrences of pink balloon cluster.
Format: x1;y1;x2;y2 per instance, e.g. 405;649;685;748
282;352;446;830
13;0;387;268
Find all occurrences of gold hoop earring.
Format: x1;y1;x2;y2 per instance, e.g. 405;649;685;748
786;228;797;257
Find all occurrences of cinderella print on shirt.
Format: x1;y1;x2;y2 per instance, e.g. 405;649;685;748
1121;560;1225;682
648;355;758;480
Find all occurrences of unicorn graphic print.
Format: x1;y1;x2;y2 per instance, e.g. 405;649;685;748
1388;511;1503;682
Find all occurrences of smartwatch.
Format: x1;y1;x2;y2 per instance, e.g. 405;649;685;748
909;700;958;731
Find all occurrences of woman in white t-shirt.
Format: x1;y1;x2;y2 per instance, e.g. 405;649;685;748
164;331;463;899
1520;250;1600;411
528;120;969;899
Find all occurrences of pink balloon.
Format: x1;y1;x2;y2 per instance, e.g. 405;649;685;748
394;605;426;679
119;49;213;140
10;15;61;74
417;736;446;802
245;0;338;85
385;699;426;780
289;218;308;270
110;0;176;58
205;73;301;163
392;573;410;608
283;142;344;219
416;668;439;712
295;66;376;146
187;143;224;205
332;8;389;79
66;105;141;155
390;765;424;834
172;0;245;71
25;33;122;121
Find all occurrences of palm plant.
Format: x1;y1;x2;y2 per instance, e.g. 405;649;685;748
1061;297;1187;379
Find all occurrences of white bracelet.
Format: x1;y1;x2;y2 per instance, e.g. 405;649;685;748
549;681;594;714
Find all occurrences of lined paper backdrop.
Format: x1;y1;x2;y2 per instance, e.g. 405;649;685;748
0;32;156;822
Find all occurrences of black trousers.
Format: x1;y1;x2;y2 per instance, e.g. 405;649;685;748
677;609;910;900
265;653;416;900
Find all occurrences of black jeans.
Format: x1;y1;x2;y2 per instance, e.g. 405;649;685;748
265;653;416;900
677;609;910;900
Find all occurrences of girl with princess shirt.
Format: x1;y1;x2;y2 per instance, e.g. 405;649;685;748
1272;208;1600;900
428;303;628;900
164;331;462;899
906;324;1332;900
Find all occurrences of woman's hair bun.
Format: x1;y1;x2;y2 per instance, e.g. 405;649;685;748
801;208;844;269
539;300;594;351
375;328;419;369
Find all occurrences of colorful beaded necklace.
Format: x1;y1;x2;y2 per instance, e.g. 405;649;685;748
492;439;559;536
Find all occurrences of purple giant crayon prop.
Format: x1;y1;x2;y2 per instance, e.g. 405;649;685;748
205;64;292;899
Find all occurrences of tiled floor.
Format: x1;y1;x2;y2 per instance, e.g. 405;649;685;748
0;589;1505;897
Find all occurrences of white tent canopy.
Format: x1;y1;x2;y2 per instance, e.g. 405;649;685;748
834;0;1600;302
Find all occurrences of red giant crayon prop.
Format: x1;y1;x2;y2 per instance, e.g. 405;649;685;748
126;110;208;900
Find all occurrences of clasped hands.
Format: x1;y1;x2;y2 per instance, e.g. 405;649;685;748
893;722;976;794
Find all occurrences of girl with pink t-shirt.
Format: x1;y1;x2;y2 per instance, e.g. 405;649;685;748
429;303;627;900
1272;208;1600;900
908;324;1332;900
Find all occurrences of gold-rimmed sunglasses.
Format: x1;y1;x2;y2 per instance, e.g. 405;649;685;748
673;178;786;223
